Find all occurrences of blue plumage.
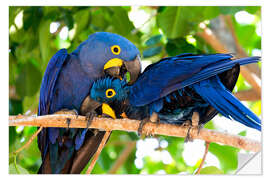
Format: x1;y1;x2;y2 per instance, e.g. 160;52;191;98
129;54;260;106
90;53;261;132
38;32;141;173
192;76;261;130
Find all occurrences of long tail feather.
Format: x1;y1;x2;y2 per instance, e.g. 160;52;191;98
193;76;261;131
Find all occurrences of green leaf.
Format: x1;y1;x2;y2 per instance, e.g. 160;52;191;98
208;143;239;173
165;37;198;56
15;62;42;97
63;9;74;29
125;72;131;84
122;148;138;174
89;8;109;32
245;6;260;14
219;6;260;15
23;7;43;32
22;93;39;114
98;148;112;171
109;7;135;36
39;20;51;63
127;132;139;141
219;6;246;15
143;46;162;58
157;7;220;39
9;99;23;115
204;120;215;130
145;35;162;46
157;7;184;39
23;127;37;136
43;6;59;21
237;25;256;48
9;163;29;174
9;127;17;147
235;74;251;92
143;157;165;174
199;166;224;174
73;9;90;35
238;130;247;137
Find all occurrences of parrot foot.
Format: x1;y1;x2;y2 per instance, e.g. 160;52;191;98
185;128;192;142
183;121;193;142
138;112;159;137
85;110;98;129
138;118;148;137
54;109;79;129
148;112;159;137
184;112;200;142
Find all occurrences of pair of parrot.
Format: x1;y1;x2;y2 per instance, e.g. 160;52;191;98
37;32;261;174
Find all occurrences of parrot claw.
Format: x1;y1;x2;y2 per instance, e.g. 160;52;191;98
138;118;148;137
138;112;159;137
184;126;193;142
184;112;200;142
85;111;98;129
149;112;159;137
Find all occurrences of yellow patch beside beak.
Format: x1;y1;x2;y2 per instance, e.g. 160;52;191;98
102;103;116;119
104;58;123;70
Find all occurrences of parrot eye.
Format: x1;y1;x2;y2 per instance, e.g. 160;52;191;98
111;45;121;55
106;89;116;98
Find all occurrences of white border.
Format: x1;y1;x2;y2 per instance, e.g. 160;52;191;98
2;0;270;179
7;0;264;6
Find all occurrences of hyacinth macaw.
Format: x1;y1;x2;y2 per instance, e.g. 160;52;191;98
38;32;141;174
89;53;261;135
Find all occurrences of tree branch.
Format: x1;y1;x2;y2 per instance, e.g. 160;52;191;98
197;18;261;98
195;141;210;174
222;15;261;78
11;127;43;156
233;89;261;101
109;141;136;174
86;131;111;174
9;114;261;152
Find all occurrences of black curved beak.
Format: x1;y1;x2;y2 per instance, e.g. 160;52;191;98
124;55;141;85
80;96;116;119
80;96;101;115
104;55;141;85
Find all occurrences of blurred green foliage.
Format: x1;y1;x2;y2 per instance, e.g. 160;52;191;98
9;6;261;174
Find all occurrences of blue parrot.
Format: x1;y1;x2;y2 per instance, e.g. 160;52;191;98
38;32;141;174
89;53;261;136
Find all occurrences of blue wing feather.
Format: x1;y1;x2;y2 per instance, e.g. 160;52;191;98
130;54;260;106
192;77;261;130
162;56;260;96
38;49;69;115
37;49;69;170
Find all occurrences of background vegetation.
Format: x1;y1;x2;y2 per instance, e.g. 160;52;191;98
9;6;261;174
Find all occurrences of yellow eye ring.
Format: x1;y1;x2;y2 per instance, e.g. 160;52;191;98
106;89;116;98
111;45;121;55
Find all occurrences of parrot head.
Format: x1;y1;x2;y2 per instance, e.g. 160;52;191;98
75;32;141;85
90;77;129;119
